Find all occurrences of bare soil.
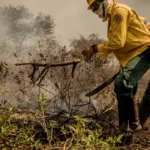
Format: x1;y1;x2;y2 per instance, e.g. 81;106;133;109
120;118;150;150
131;118;150;150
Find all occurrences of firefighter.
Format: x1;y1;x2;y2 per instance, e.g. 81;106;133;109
82;0;150;132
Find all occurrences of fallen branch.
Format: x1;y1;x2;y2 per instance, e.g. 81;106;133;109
15;59;81;67
15;59;81;84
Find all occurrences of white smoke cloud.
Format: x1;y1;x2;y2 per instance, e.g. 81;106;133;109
0;15;8;42
0;0;150;47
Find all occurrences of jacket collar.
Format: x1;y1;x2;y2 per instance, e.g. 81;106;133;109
108;0;116;16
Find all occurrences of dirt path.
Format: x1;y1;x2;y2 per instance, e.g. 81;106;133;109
127;118;150;150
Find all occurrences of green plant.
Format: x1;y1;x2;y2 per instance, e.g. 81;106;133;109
36;93;52;148
0;107;41;149
59;116;123;150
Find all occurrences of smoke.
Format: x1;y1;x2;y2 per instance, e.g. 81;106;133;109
117;0;150;19
0;0;150;47
0;6;30;61
0;12;10;60
0;14;8;43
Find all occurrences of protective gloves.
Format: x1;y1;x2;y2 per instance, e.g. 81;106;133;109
81;45;98;62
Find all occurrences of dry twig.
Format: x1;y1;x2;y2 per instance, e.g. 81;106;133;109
15;59;81;84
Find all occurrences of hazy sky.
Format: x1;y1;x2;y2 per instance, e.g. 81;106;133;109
0;0;150;47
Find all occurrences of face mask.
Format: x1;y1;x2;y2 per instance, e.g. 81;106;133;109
94;0;112;21
94;3;104;18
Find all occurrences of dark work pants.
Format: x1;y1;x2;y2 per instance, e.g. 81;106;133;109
114;47;150;105
114;47;150;127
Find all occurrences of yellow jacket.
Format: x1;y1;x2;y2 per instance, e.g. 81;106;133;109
97;0;150;67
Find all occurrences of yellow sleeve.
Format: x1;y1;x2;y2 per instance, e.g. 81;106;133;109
97;8;129;58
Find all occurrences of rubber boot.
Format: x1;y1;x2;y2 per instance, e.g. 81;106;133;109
139;81;150;127
119;97;142;132
118;100;124;127
129;97;142;131
139;99;150;127
118;97;133;132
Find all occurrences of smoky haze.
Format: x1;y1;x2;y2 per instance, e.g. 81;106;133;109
0;0;150;47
